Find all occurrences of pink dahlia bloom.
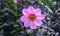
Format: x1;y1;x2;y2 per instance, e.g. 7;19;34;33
13;0;17;3
20;6;45;29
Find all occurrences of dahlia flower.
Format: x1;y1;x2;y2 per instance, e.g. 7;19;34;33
20;6;45;29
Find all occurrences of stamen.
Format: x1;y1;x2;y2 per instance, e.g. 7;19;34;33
28;14;36;21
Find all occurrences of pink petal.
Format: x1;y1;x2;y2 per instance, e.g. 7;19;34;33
28;6;35;14
13;0;17;3
20;16;28;22
33;8;41;16
35;8;41;14
22;8;29;15
29;22;36;29
35;8;41;12
24;22;30;27
34;20;42;26
37;14;45;20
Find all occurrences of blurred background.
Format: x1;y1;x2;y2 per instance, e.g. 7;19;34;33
0;0;60;36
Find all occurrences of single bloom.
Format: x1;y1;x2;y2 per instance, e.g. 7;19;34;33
20;6;45;29
13;0;17;3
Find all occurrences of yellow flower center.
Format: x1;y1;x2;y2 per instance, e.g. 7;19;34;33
28;14;36;21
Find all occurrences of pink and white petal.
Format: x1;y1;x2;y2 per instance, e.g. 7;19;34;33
33;8;41;16
36;14;45;20
34;20;42;26
22;8;29;15
35;8;41;14
24;21;30;27
20;16;28;22
13;0;17;3
28;6;35;14
29;22;37;29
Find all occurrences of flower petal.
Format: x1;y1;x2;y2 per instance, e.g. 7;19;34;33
20;16;28;22
29;22;36;29
35;8;41;13
33;8;41;16
24;21;30;27
28;6;35;13
34;20;42;26
37;14;45;20
22;8;29;15
13;0;17;3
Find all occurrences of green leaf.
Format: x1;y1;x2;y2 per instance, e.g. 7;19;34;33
0;25;4;29
8;0;17;9
11;27;22;33
45;0;55;10
7;8;17;16
8;0;14;4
